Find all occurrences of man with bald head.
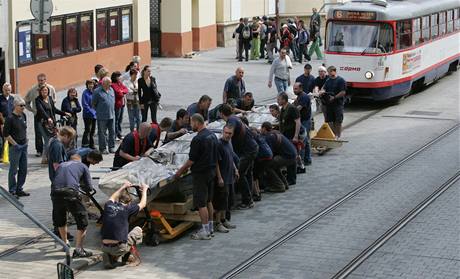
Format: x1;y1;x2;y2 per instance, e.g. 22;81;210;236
113;122;154;168
223;67;246;104
92;77;116;154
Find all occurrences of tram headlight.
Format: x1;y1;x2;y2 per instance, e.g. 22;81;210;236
365;71;374;79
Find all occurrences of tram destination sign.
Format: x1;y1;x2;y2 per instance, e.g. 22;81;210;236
333;10;377;20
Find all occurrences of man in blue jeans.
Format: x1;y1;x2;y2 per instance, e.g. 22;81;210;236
293;82;312;165
3;96;29;198
92;77;116;154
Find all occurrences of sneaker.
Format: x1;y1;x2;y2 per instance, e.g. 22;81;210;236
35;152;42;157
72;248;93;258
215;223;229;233
190;230;211;240
109;148;116;154
222;220;236;229
253;195;262;202
9;192;19;199
237;202;255;210
297;167;306;174
208;231;215;238
16;191;30;197
102;150;109;155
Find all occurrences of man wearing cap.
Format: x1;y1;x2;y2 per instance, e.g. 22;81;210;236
296;64;316;94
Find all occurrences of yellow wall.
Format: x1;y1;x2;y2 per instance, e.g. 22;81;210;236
132;0;150;42
281;0;324;16
161;0;192;33
192;0;216;28
216;0;232;23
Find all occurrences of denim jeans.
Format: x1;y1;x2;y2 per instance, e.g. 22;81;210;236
127;105;141;131
97;119;115;151
115;106;125;138
38;123;52;159
274;77;289;94
300;119;312;164
8;143;28;193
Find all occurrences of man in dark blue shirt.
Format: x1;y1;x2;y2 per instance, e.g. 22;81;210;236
48;126;76;182
223;67;246;103
175;113;219;240
113;123;154;168
295;63;316;93
234;92;255;113
293;82;312;166
165;109;190;143
320;66;347;138
187;95;212;122
101;182;148;268
51;154;93;258
261;122;297;191
220;104;259;209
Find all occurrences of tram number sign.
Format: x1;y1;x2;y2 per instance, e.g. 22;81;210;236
334;10;377;20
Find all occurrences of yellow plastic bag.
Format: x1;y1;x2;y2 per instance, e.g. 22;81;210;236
3;141;9;164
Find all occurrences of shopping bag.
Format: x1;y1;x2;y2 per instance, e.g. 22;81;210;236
3;141;9;164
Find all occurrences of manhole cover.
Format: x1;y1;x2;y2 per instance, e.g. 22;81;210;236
406;110;441;116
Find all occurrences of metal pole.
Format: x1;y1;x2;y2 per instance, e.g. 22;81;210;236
275;0;280;32
14;23;19;95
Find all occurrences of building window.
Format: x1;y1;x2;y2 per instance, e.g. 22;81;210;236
121;8;132;42
412;18;421;45
34;34;49;60
397;20;412;50
96;11;108;48
447;10;454;33
439;11;447;36
421;16;430;42
50;18;64;57
65;16;79;54
431;14;438;39
455;8;460;30
80;14;93;51
109;10;120;44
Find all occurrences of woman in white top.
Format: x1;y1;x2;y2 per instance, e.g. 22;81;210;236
123;69;141;131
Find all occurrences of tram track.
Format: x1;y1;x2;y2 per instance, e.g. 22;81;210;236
219;123;459;279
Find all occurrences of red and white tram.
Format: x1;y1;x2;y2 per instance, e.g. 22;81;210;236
325;0;460;101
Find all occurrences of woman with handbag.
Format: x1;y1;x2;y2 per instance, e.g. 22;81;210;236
138;65;161;123
61;88;82;147
35;85;71;164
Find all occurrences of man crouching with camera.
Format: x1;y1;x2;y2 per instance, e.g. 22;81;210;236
101;182;148;269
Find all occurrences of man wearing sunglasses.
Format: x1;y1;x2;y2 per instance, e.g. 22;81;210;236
3;96;29;198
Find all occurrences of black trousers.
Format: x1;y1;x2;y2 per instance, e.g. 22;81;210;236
260;38;267;58
34;114;43;153
141;102;158;123
238;39;250;61
82;118;96;148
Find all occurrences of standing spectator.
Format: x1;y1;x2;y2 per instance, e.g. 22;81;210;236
138;66;161;123
35;85;70;163
308;8;323;60
293;82;312;166
175;113;219;240
250;17;261;60
233;18;244;59
287;19;299;61
24;73;56;157
81;80;97;149
187;95;212;122
280;24;293;56
111;71;129;140
295;64;316;94
266;18;278;64
259;16;268;59
277;92;301;185
219;104;259;209
223;67;246;104
268;48;293;94
320;66;347;138
4;96;29;198
297;20;310;63
92;77;116;154
61;88;82;146
96;68;110;86
0;83;15;160
236;18;252;62
92;64;104;85
214;124;239;233
124;69;141;132
121;61;140;82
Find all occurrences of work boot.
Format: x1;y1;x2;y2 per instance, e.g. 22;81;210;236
72;248;93;258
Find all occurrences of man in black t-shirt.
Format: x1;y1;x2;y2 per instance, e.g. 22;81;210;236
319;66;347;138
235;92;255;113
223;68;246;104
266;18;278;63
101;182;148;269
175;113;219;240
113;122;153;168
165;109;190;143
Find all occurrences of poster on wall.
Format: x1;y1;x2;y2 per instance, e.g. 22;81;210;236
122;14;130;41
402;49;421;74
18;24;32;64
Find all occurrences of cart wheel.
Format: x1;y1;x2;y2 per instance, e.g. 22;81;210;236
145;232;161;246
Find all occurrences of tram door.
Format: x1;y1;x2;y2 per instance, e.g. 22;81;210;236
150;0;161;57
0;48;5;93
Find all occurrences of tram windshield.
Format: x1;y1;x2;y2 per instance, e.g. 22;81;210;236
327;21;394;54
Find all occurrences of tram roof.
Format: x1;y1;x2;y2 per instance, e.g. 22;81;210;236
327;0;460;21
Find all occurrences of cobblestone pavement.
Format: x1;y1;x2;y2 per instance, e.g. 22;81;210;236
0;46;458;279
348;181;460;279
235;122;459;279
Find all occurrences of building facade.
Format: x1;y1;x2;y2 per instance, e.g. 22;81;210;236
5;0;150;95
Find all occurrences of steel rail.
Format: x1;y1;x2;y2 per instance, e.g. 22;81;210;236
220;123;459;279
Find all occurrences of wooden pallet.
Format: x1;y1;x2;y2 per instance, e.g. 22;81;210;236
149;196;193;215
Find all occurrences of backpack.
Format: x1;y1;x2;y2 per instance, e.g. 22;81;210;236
242;25;251;39
260;24;267;40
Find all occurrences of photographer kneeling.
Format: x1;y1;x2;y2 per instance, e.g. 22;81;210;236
101;182;148;269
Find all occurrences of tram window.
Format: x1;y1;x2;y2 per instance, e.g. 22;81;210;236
446;10;454;33
439;11;447;36
412;18;421;45
455;8;460;30
431;14;438;39
421;16;430;41
397;20;412;49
